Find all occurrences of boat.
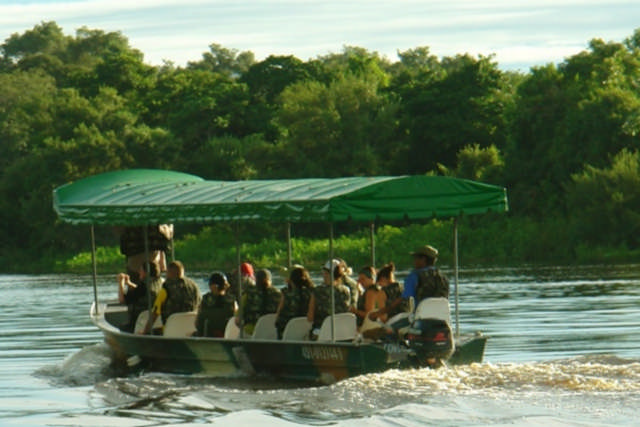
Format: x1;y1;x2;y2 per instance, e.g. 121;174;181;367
53;169;508;383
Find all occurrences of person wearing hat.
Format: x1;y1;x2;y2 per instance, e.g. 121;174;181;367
227;261;256;298
369;244;449;326
402;245;448;301
306;259;351;338
195;271;238;337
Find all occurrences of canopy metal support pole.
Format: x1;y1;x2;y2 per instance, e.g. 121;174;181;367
143;225;151;312
369;221;375;267
170;232;175;262
90;225;99;315
286;222;292;269
235;221;243;338
329;222;335;343
453;217;460;337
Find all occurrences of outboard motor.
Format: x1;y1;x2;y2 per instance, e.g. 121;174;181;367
405;297;455;367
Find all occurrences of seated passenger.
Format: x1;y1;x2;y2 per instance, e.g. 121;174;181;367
337;258;360;309
238;268;281;335
350;266;387;326
275;266;315;339
307;259;351;338
374;244;449;332
228;262;256;297
117;260;164;332
195;271;237;337
141;260;202;334
367;262;408;321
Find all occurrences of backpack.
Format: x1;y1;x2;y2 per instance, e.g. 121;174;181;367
416;268;450;302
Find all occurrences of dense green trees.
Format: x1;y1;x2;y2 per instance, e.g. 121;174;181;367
2;22;640;270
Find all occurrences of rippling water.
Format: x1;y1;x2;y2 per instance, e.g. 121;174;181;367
1;265;639;426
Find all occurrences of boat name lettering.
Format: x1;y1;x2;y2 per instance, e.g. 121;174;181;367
383;343;404;354
301;346;343;361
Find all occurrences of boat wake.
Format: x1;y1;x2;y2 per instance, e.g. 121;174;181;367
34;343;117;386
79;354;640;425
360;354;640;394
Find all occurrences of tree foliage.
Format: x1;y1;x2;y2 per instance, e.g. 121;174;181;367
2;22;640;268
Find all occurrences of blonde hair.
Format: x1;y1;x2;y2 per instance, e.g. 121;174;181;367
168;260;184;278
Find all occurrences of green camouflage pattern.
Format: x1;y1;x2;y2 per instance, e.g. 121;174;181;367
416;269;450;301
161;277;201;322
341;275;360;307
310;284;350;328
276;287;312;338
195;292;236;337
98;302;486;383
382;282;408;317
241;286;281;327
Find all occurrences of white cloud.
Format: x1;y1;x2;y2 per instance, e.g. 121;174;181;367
0;0;638;69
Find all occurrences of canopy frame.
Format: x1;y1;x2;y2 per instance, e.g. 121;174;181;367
56;169;508;338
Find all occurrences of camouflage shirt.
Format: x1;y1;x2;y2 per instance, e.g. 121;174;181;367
276;287;313;338
241;286;282;328
383;281;408;317
341;275;360;308
161;277;202;323
195;292;236;337
310;283;350;328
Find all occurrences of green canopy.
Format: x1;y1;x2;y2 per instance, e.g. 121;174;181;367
53;169;508;225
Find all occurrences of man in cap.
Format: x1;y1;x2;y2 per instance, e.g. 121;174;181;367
402;245;449;302
368;244;449;325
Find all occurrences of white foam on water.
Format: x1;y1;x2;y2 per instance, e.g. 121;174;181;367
337;355;640;399
81;355;640;426
35;342;115;386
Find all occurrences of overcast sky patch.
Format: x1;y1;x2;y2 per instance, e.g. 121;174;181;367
1;0;638;71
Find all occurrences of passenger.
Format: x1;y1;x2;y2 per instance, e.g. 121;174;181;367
350;266;387;326
195;271;237;337
404;245;449;301
237;268;281;335
228;261;256;297
117;260;164;332
306;259;351;338
275;266;315;339
368;262;408;321
141;260;202;334
377;245;449;331
337;258;360;309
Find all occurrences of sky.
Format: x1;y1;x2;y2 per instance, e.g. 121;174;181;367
0;0;639;71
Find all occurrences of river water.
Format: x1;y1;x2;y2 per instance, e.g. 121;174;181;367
1;264;639;426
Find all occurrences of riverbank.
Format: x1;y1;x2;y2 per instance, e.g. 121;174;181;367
14;215;638;275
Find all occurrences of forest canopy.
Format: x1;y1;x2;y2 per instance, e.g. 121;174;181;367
2;22;640;271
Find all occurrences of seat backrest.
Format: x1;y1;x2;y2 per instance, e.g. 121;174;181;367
317;312;357;341
281;316;311;341
163;311;197;337
134;310;163;334
223;316;240;339
251;313;278;340
414;297;451;324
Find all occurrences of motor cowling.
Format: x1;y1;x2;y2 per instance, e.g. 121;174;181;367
405;318;454;366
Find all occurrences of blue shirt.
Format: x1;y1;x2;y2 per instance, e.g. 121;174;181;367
402;266;435;300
